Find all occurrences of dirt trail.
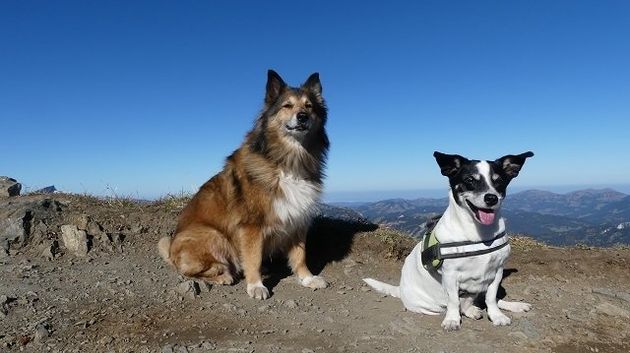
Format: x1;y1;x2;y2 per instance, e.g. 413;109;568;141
1;194;629;353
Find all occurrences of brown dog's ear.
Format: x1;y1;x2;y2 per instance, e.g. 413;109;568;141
265;70;287;105
303;72;322;95
434;151;469;177
495;151;534;178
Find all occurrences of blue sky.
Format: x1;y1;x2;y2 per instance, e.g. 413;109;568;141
2;1;629;201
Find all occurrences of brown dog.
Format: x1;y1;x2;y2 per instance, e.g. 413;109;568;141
158;70;329;299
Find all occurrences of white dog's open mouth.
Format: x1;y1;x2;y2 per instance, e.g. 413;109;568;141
466;200;496;225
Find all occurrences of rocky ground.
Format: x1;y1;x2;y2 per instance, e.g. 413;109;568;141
1;192;630;353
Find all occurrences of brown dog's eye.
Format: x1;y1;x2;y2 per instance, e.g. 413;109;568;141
305;102;313;109
282;103;294;109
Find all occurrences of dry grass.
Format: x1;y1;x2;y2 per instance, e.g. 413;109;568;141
153;192;192;211
509;234;547;249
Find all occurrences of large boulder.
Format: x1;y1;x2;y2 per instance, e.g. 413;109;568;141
0;197;64;254
60;225;89;257
0;177;21;198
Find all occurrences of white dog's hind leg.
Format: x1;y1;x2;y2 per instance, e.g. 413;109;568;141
498;299;532;313
362;278;400;298
460;296;483;320
485;268;511;326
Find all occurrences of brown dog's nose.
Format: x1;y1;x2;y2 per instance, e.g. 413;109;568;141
296;112;309;124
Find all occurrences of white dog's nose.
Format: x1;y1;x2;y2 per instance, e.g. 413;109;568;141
484;194;499;206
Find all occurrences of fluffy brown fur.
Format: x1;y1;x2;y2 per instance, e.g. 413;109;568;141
158;70;329;299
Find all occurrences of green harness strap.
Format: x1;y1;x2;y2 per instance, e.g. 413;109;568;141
422;230;443;269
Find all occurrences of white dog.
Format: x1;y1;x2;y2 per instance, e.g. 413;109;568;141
364;151;534;331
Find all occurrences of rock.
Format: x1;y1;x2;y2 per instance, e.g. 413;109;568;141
284;299;298;309
161;344;174;353
595;302;630;318
176;346;189;353
33;323;49;342
176;280;200;299
0;177;21;198
33;186;57;194
197;281;212;293
200;341;216;350
0;213;29;251
592;287;630;303
515;319;540;339
508;331;528;341
87;220;106;239
60;225;89;256
41;240;59;260
71;214;90;230
0;198;63;252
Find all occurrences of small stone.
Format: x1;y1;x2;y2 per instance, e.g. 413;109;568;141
284;299;298;309
197;281;212;293
258;305;270;312
40;241;59;260
161;345;174;353
176;281;200;299
71;214;90;230
176;346;189;353
595;302;630;318
201;341;216;350
302;349;315;353
222;303;237;311
98;336;114;345
508;331;528;341
33;324;49;342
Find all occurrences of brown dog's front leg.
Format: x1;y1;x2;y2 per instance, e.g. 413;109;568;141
288;238;327;289
239;227;269;300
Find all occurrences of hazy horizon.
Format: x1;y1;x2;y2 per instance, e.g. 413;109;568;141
15;179;630;204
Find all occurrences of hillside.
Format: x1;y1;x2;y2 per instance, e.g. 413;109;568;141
1;193;630;353
341;189;630;246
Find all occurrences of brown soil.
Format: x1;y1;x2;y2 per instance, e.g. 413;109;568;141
1;194;629;353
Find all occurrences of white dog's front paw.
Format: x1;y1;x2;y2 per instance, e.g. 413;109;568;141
247;282;270;300
463;305;484;320
441;318;461;331
300;275;328;289
489;312;511;326
498;300;532;313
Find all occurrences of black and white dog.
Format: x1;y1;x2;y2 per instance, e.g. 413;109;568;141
364;151;534;331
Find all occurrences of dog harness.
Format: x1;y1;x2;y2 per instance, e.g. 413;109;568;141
420;218;509;278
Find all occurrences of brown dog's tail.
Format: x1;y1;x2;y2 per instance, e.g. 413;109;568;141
157;236;174;267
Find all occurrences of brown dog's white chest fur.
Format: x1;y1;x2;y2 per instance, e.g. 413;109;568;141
271;171;321;233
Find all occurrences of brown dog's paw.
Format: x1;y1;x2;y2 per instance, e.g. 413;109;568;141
247;282;270;300
300;275;328;289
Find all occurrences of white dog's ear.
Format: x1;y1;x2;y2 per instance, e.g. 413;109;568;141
495;151;534;178
434;151;468;177
265;69;287;105
303;72;322;95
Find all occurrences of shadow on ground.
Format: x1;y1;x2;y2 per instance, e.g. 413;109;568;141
262;216;378;291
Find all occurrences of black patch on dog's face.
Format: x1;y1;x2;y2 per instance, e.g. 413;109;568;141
434;151;534;224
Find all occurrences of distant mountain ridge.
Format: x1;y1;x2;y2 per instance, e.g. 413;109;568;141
333;189;630;246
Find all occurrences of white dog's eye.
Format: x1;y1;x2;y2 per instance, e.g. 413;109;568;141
464;176;475;185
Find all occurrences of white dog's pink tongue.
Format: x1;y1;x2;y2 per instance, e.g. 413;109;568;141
477;209;496;225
